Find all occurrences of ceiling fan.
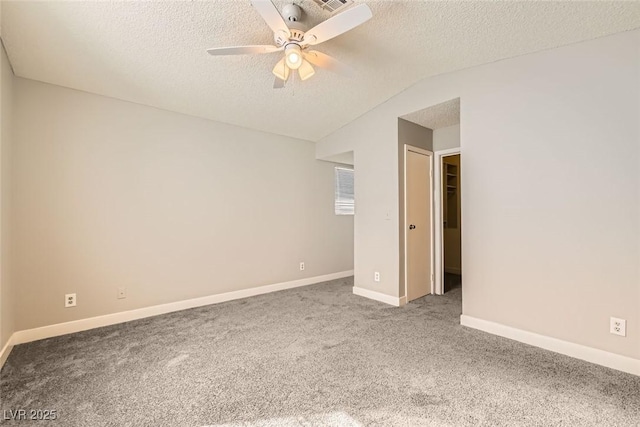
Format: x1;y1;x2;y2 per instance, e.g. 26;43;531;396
207;0;372;88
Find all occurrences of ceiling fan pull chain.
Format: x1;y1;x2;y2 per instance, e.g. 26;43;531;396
292;70;296;97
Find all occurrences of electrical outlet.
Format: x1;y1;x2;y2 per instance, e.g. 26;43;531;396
65;293;76;308
374;272;380;282
300;262;305;271
117;287;127;299
610;317;626;337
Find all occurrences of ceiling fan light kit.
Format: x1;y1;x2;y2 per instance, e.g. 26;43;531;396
272;58;290;81
206;0;372;88
285;44;303;69
298;60;316;81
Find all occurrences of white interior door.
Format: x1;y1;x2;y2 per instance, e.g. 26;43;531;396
405;148;433;302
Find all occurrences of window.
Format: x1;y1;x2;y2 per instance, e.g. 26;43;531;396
335;167;354;215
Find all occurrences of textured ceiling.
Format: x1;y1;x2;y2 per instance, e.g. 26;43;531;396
401;98;460;130
2;1;640;141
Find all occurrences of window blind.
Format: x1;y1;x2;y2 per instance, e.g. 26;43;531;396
335;167;354;215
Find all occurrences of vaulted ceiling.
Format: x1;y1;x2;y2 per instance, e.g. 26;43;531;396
2;1;639;141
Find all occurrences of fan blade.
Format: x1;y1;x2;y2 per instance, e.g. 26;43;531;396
301;4;372;46
304;51;355;77
273;77;286;89
251;0;291;38
207;45;282;56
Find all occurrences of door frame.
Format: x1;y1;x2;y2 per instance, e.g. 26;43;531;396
403;144;435;300
434;148;461;295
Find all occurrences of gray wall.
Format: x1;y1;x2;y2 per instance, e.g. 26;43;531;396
397;118;432;297
433;124;460;151
11;78;354;331
317;30;640;360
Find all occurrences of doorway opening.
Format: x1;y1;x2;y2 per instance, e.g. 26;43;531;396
440;153;461;293
317;150;356;289
399;98;461;301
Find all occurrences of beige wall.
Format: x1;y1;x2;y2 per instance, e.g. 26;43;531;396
317;30;640;360
1;41;15;351
398;119;432;297
11;78;354;331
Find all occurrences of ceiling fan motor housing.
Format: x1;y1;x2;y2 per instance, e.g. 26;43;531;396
274;22;306;46
282;4;302;22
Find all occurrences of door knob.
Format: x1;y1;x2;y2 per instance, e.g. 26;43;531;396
409;224;416;230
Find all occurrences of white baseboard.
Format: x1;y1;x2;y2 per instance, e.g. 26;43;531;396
460;315;640;377
352;286;405;307
8;270;354;349
0;338;13;368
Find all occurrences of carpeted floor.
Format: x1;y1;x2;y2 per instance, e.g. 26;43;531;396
1;277;639;426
